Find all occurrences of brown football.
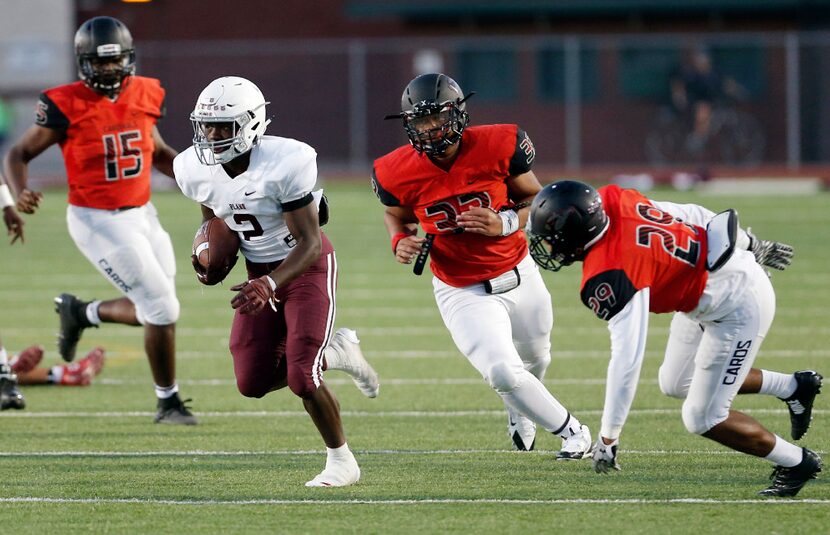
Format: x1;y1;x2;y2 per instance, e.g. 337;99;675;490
192;217;241;285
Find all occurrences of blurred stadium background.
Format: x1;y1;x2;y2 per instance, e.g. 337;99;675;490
1;2;829;531
4;0;830;189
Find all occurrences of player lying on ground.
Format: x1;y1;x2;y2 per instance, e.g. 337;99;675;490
10;345;104;386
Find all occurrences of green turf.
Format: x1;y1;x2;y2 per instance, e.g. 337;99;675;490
0;182;828;534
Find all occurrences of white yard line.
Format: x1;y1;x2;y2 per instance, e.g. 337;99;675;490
1;408;822;418
1;448;818;457
0;496;827;506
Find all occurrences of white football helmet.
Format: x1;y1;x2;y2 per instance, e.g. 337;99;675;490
190;76;271;165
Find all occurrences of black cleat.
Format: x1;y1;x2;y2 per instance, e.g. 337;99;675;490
54;293;94;362
759;448;822;497
154;393;198;425
782;371;822;440
0;365;25;410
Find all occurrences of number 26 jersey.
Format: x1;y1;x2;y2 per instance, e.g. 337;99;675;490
37;76;165;210
580;185;710;320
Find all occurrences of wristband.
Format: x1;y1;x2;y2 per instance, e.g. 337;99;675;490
391;231;409;253
264;275;278;293
498;210;520;236
0;185;14;209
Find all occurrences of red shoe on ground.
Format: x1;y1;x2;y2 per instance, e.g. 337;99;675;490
60;347;105;386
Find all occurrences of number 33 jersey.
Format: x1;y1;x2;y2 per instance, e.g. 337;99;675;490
581;185;710;320
372;124;536;287
37;76;165;210
174;136;321;264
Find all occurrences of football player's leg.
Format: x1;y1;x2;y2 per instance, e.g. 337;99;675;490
507;260;554;450
435;279;590;458
0;338;24;410
684;270;817;495
283;241;360;487
658;312;702;399
229;305;287;398
509;260;553;381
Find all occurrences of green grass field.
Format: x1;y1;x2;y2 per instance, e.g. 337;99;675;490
0;182;828;534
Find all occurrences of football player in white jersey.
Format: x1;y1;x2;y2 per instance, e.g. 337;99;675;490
175;76;379;488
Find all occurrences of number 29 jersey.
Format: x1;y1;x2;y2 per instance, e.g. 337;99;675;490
580;185;709;320
37;76;165;210
372;124;536;287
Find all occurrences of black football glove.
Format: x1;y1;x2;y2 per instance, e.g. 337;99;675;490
747;227;794;271
230;275;278;315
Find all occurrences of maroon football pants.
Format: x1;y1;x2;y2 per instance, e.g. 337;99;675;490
229;233;336;399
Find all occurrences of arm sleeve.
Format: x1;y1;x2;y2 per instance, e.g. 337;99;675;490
581;269;639;321
35;93;69;130
508;127;536;176
600;287;651;440
651;199;752;250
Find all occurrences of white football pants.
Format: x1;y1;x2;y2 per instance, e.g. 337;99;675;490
658;249;775;435
67;202;179;326
433;253;573;434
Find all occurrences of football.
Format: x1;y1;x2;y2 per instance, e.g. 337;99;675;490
192;217;241;285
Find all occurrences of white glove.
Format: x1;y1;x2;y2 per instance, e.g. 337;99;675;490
592;435;622;474
747;227;794;271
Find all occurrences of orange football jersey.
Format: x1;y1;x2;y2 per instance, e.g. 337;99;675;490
580;185;709;319
37;76;165;210
372;124;536;287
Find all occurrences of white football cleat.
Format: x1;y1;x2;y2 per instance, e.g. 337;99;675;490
305;456;361;488
325;328;379;398
507;408;536;451
556;424;594;460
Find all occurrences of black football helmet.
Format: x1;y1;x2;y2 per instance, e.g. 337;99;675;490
527;180;610;271
386;73;473;156
74;16;136;98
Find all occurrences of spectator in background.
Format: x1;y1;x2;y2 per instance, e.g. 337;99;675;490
670;48;744;152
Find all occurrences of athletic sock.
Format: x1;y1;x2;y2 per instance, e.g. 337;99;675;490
155;383;179;399
764;435;803;467
552;413;584;438
499;370;574;435
759;370;798;398
47;366;64;384
327;443;353;460
85;301;102;326
0;347;8;366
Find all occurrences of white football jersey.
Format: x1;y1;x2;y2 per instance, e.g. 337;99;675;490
175;135;324;263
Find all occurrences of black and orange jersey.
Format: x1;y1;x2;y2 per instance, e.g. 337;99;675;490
372;124;536;287
37;76;165;210
580;185;709;320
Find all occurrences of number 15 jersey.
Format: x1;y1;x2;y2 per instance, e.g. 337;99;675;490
37;76;165;210
580;185;709;320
